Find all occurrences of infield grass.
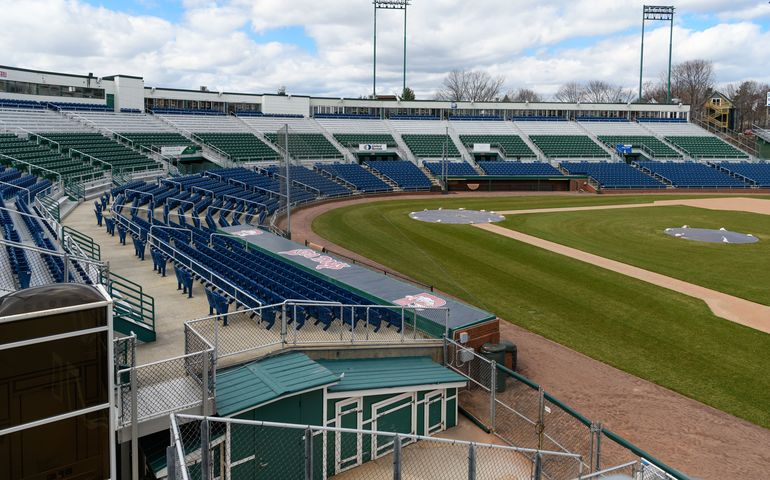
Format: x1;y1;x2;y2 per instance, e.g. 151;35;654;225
313;195;770;428
503;205;770;306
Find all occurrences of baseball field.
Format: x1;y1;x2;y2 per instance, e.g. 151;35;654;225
312;194;770;430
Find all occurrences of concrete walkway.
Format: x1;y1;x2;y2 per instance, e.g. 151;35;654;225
64;203;211;364
473;223;770;334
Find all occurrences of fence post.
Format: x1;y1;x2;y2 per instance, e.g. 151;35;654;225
442;335;448;366
166;446;177;480
202;351;210;416
594;423;603;471
537;387;545;450
489;360;496;432
304;427;313;480
130;366;139;480
467;443;476;480
533;452;543;480
281;303;287;343
63;251;69;282
201;418;211;480
393;435;402;480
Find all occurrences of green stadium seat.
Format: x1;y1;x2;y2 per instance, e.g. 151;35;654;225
529;135;607;158
194;133;279;161
401;134;459;158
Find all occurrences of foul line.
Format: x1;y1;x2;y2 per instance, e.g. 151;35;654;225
473;222;770;335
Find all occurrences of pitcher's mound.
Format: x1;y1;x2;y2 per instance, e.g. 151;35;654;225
409;208;505;225
664;226;758;244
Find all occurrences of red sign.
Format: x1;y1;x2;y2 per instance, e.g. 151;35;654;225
0;71;7;78
393;293;447;309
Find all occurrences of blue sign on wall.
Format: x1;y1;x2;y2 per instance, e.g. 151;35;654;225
616;144;633;155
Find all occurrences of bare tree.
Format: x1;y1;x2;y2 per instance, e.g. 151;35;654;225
435;69;505;102
504;87;542;103
671;59;714;116
581;80;634;103
725;80;770;131
641;80;667;104
554;81;585;103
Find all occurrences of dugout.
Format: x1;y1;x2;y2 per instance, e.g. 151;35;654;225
444;175;587;192
209;352;466;479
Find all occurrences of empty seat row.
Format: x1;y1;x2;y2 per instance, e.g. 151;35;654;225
560;161;666;189
366;160;432;190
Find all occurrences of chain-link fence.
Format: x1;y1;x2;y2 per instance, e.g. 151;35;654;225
116;340;215;427
170;414;582;480
444;338;685;480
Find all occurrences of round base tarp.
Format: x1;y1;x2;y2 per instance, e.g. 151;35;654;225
409;208;505;225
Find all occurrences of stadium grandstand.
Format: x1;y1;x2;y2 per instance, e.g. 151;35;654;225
2;61;764;480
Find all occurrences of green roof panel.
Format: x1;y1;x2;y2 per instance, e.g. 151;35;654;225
216;352;339;416
317;356;467;393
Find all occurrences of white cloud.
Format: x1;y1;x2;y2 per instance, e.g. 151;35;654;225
0;0;767;100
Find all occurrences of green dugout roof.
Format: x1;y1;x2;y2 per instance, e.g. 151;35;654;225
216;352;339;416
317;356;467;393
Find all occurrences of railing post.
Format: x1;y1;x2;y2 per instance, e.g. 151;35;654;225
304;427;314;480
489;360;496;432
594;422;603;472
442;335;448;366
467;443;476;480
62;251;69;282
201;418;211;480
533;452;543;480
281;303;288;343
537;387;545;450
392;435;402;480
202;350;210;416
166;446;177;480
130;366;139;480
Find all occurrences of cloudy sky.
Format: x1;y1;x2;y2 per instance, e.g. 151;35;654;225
2;0;769;99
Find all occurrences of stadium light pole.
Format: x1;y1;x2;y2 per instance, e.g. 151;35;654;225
638;5;675;103
373;0;411;97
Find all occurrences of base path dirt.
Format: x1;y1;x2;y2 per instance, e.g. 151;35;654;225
290;192;770;479
473;223;770;334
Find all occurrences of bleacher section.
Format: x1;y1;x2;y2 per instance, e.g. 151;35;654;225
263;133;341;159
714;162;770;187
597;136;680;158
478;162;563;176
637;161;747;188
195;133;279;161
73;112;176;133
459;135;535;158
401;134;460;158
41;133;160;172
0;108;92;133
264;165;351;197
561;162;666;189
366;160;432;190
529;135;608;158
157;114;249;133
121;132;194;149
424;161;477;176
514;120;608;158
640;121;749;158
0;134;100;180
317;163;392;192
664;136;748;159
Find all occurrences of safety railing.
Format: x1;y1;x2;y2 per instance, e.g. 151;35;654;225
108;271;156;332
443;337;688;480
185;300;447;361
62;225;101;260
169;413;584;480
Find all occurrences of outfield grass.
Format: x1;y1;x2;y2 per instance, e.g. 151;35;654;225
313;195;770;429
503;205;770;306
